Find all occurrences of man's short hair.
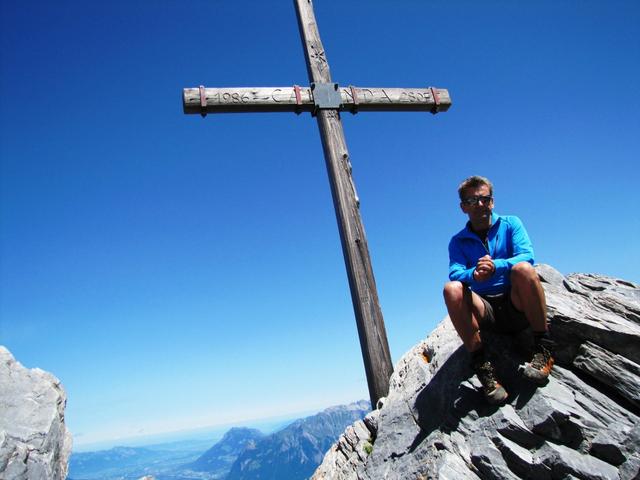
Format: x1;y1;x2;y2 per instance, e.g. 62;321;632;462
458;175;494;200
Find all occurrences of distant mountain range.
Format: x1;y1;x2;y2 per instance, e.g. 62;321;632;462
183;427;265;478
225;400;369;480
68;400;370;480
68;445;200;479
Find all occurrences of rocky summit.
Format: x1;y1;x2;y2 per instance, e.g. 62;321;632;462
0;346;72;479
313;265;640;480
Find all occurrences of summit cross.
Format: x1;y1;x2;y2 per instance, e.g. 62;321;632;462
182;0;451;407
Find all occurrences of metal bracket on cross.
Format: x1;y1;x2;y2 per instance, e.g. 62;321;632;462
311;82;342;115
430;87;441;115
199;85;207;118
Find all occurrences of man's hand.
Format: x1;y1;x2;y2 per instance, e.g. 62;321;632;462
473;255;495;282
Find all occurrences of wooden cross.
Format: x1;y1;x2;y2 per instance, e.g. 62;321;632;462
182;0;451;407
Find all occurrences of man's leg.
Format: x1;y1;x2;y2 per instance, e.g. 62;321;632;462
509;262;547;332
443;282;508;404
509;262;554;384
443;281;486;352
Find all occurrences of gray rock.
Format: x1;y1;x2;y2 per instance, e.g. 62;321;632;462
537;442;619;480
469;433;522;480
590;428;628;466
0;347;72;479
312;419;372;480
619;454;640;480
573;341;640;407
314;266;640;479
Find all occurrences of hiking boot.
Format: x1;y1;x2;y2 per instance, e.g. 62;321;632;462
472;356;508;405
523;337;554;385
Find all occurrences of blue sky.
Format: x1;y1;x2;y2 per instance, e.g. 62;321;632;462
1;0;638;450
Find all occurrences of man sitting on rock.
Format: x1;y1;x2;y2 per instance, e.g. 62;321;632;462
443;175;554;404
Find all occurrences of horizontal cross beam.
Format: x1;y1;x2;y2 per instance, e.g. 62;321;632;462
183;86;451;115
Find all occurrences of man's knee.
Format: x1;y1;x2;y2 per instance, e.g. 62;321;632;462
443;281;465;304
511;262;537;282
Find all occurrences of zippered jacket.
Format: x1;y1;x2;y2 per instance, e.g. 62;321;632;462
448;212;534;295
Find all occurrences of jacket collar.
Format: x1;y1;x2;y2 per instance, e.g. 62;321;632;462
460;212;501;239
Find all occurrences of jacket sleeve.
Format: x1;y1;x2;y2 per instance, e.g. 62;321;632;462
448;237;475;284
492;216;534;276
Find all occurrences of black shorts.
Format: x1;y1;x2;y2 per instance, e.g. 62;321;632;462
479;288;529;334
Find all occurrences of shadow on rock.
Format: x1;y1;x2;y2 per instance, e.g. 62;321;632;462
410;330;539;452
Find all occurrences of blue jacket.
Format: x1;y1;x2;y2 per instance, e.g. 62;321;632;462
448;212;534;295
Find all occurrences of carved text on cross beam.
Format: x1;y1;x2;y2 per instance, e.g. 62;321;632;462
183;86;451;115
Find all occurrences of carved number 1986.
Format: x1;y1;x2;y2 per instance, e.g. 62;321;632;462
213;92;250;103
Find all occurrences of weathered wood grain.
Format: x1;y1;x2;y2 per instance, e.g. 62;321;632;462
183;86;451;114
295;0;394;406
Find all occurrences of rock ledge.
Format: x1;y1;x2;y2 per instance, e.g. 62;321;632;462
313;265;640;480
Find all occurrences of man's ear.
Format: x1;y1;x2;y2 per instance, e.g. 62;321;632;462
460;202;468;214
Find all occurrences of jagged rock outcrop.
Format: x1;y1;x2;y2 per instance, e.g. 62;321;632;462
313;265;640;479
0;346;72;479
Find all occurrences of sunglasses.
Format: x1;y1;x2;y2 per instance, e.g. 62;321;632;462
462;195;493;206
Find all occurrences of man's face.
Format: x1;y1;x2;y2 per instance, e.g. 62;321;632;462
460;184;494;227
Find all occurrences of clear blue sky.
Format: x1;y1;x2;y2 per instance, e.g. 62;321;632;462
1;0;638;450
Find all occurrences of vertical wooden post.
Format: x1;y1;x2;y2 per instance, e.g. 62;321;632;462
294;0;393;406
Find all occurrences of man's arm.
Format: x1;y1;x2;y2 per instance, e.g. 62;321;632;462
448;239;475;284
492;216;534;276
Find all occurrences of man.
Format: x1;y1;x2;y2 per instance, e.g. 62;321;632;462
443;175;553;404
